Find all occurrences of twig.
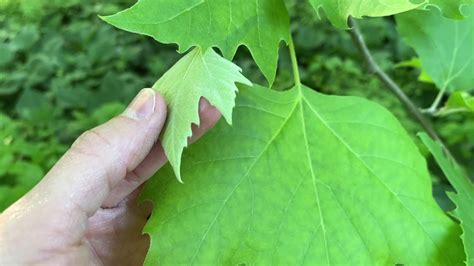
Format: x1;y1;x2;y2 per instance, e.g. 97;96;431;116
347;17;454;158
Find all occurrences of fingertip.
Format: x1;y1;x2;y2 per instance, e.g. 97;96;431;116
143;90;167;138
153;90;167;118
199;97;211;113
198;98;221;128
188;98;221;143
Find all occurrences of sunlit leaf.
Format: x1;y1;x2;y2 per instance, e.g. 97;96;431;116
153;48;251;181
142;84;464;265
101;0;290;84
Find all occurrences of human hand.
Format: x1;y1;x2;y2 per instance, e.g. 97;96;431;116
0;89;221;265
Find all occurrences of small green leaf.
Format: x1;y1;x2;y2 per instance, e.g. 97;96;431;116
309;0;420;28
397;6;474;92
101;0;290;85
153;47;251;182
437;91;474;116
395;57;434;84
420;132;474;266
142;84;464;265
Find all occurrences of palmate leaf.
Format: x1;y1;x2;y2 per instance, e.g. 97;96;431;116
309;0;420;28
420;133;474;265
142;84;464;265
101;0;290;85
153;48;251;181
396;6;474;92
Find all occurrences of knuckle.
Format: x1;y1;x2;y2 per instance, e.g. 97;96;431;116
73;127;112;150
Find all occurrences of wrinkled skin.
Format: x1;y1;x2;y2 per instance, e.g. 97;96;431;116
0;89;221;265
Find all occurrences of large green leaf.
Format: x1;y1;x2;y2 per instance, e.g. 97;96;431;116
153;47;250;181
142;84;464;265
101;0;290;85
420;133;474;265
309;0;420;28
397;6;474;92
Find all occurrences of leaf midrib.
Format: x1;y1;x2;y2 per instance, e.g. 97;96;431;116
298;95;331;265
188;91;300;265
167;48;202;171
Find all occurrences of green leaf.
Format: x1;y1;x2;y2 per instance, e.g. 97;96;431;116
142;84;464;265
0;43;15;67
101;0;290;85
395;57;434;84
11;25;40;51
153;48;251;182
397;6;474;92
420;132;474;265
437;91;474;116
309;0;420;28
425;0;474;19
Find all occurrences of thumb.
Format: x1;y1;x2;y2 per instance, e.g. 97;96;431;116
48;88;166;215
8;88;166;221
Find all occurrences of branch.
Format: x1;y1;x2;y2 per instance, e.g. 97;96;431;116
347;17;454;158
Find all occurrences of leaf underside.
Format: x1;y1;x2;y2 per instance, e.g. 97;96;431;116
101;0;290;85
310;0;474;28
142;85;464;265
396;6;474;92
425;0;474;19
153;48;251;181
309;0;420;28
420;133;474;265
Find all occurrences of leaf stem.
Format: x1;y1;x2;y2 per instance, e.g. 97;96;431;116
347;17;454;159
423;89;445;114
288;36;301;87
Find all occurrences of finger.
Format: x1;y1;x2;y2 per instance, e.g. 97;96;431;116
103;98;221;207
189;98;222;143
3;89;167;225
86;188;151;266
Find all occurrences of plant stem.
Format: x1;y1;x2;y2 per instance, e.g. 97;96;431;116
424;89;445;114
288;36;301;87
347;17;454;158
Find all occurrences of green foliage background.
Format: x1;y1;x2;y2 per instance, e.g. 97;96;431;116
0;0;472;212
